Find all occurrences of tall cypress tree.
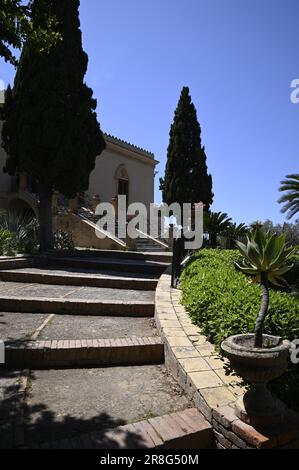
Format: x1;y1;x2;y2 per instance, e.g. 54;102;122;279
160;86;213;210
2;0;106;251
160;87;213;286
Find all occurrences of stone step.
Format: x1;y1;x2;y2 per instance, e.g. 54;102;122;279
0;270;158;291
31;408;213;449
49;256;169;276
135;239;169;251
0;296;155;317
11;364;191;447
135;246;167;253
135;243;168;252
4;337;164;369
0;257;38;271
49;249;172;264
1;313;158;344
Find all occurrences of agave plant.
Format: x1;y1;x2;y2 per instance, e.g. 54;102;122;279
204;212;232;248
278;174;299;220
236;229;298;348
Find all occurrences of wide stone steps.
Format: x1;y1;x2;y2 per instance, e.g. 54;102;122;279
0;251;214;450
31;408;213;449
0;269;158;291
5;336;164;368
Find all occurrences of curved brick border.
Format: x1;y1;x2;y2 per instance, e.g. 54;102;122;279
155;269;299;449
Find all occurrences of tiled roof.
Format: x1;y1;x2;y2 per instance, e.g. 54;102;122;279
104;133;155;159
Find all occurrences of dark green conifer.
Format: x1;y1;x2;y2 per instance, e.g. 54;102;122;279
2;0;106;250
160;87;214;286
160;86;213;210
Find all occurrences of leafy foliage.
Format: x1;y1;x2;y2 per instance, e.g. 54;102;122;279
224;223;249;249
279;174;299;220
0;229;11;254
0;209;39;254
53;230;74;251
204;212;232;248
260;219;299;247
0;0;61;65
181;249;299;409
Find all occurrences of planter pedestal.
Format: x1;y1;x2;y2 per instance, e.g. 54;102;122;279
222;334;291;429
236;386;286;428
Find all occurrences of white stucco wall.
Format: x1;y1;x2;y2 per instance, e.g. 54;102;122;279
0;127;157;211
88;145;156;209
0;121;11;209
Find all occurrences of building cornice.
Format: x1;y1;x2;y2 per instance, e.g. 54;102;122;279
104;133;159;167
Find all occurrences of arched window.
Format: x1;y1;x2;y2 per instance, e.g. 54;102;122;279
114;165;129;203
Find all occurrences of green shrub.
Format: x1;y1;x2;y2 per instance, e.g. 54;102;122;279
0;229;12;255
0;210;39;255
54;230;74;251
181;249;299;410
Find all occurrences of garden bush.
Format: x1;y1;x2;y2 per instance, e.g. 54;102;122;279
53;230;75;251
0;229;11;255
0;210;39;255
181;249;299;410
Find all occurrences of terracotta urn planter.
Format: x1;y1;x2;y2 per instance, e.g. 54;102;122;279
222;334;291;427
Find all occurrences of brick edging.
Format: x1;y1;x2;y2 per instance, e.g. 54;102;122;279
30;408;212;449
4;337;164;369
155;269;299;450
0;296;154;317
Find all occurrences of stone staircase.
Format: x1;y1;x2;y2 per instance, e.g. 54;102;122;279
0;251;213;449
77;207;170;253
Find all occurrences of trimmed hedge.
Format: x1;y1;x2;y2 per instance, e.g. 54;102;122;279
181;249;299;411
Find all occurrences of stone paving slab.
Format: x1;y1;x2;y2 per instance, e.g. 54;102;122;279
39;316;157;341
0;282;155;301
0;369;22;449
23;365;190;446
0;312;49;342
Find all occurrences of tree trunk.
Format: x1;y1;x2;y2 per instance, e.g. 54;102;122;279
228;237;235;249
210;232;217;249
254;272;269;348
171;231;186;288
38;182;54;252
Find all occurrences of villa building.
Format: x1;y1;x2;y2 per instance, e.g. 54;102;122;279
0;118;158;214
0;116;169;252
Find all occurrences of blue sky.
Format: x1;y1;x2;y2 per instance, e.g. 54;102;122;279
1;0;298;224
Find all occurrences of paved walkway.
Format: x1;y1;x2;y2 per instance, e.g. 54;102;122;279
0;252;204;449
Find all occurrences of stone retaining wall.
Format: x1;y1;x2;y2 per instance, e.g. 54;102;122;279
155;269;299;450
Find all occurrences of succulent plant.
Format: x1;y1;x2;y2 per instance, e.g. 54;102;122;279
236;229;298;348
